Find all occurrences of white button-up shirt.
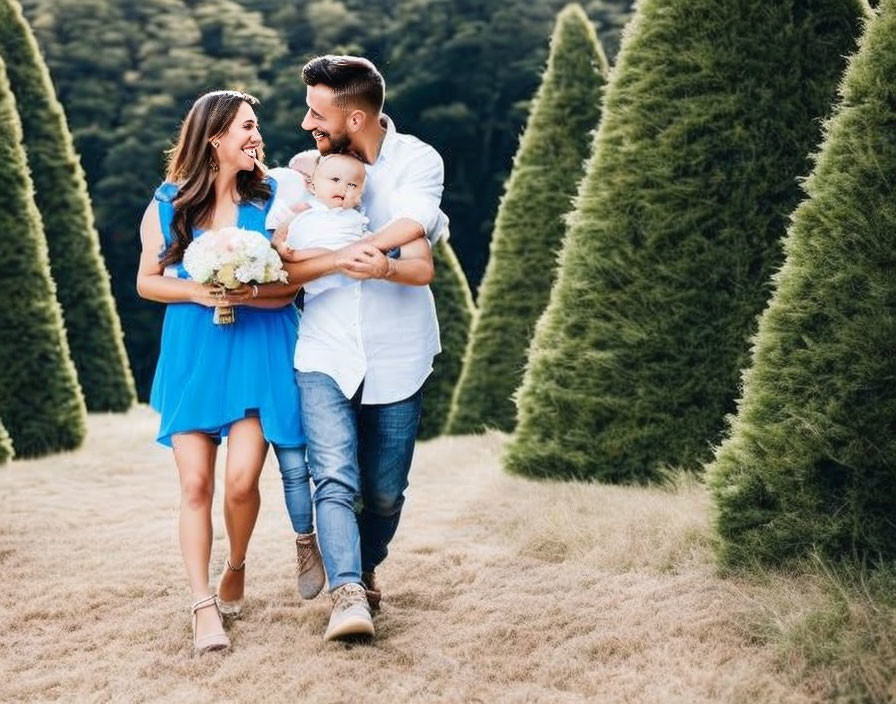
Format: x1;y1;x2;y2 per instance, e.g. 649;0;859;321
289;115;448;404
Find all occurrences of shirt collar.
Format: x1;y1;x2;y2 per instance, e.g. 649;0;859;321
308;197;354;214
375;114;398;165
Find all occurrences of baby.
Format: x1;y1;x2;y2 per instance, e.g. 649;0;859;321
272;152;370;296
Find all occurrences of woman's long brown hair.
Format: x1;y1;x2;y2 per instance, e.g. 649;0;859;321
159;90;271;267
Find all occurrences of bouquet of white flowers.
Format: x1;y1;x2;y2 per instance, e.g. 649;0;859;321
183;226;288;324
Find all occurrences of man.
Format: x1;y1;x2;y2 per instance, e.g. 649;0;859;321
282;55;447;641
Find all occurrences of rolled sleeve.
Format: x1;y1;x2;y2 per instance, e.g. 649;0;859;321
387;146;449;244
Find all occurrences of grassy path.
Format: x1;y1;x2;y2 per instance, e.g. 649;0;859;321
0;408;855;702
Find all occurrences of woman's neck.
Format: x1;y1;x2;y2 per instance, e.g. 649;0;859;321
213;169;240;204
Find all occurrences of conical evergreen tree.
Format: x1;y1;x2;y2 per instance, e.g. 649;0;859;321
0;418;13;464
446;4;608;435
418;237;476;440
505;0;868;483
0;53;86;457
0;0;135;411
709;2;896;566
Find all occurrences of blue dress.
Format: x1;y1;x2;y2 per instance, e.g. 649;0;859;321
149;179;304;448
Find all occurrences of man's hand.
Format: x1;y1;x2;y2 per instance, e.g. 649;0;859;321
334;242;390;279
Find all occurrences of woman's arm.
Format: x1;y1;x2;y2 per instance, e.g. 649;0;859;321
223;283;298;308
278;246;333;263
281;250;342;287
231;293;299;309
135;202;223;306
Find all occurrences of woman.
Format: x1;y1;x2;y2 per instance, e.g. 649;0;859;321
136;90;304;654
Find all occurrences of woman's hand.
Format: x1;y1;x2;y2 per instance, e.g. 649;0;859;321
223;284;256;304
191;282;228;307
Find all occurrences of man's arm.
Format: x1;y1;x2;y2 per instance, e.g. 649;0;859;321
365;144;447;252
383;237;434;285
339;239;433;286
364;217;425;253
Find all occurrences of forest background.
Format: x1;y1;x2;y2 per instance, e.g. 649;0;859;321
19;0;634;398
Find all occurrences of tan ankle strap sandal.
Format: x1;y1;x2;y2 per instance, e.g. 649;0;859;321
191;595;230;654
216;558;246;618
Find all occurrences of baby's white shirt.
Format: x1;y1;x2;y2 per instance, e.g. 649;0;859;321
286;198;369;297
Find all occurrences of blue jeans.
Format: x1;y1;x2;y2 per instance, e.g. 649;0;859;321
297;371;422;590
357;392;422;573
272;444;313;534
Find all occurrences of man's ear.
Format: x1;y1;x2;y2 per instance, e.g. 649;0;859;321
346;109;367;133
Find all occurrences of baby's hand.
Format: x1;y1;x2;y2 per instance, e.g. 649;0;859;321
271;223;297;259
269;201;310;235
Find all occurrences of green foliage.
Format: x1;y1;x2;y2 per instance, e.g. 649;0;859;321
0;0;135;411
581;0;631;58
708;1;896;565
0;54;86;457
505;0;867;483
0;418;13;464
447;4;608;435
418;238;476;440
382;0;603;286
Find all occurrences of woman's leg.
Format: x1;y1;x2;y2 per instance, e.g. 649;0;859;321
219;416;268;603
172;432;220;638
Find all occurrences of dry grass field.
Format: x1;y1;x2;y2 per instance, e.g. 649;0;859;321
1;408;893;703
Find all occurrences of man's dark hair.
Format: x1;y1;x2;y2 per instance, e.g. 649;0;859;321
302;55;385;114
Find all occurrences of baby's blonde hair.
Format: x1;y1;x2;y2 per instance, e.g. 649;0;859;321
312;152;367;182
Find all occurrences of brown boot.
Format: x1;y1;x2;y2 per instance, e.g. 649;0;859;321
295;532;326;600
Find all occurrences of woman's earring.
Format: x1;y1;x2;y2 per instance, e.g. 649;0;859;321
209;140;220;171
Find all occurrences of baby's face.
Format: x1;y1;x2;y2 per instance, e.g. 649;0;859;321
312;155;366;209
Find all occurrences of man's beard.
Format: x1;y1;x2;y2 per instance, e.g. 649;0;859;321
315;129;352;155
